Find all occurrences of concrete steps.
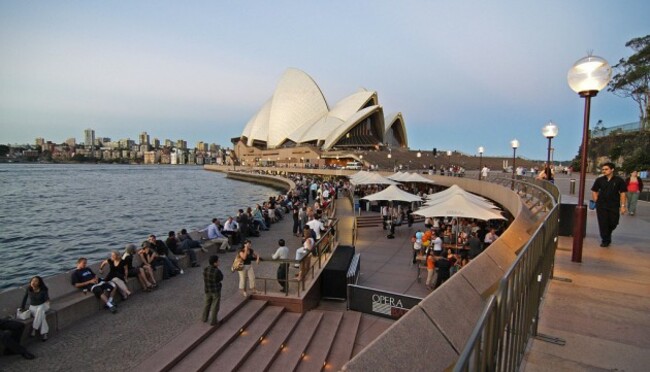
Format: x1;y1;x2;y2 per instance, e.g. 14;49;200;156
169;300;268;372
356;215;383;228
137;298;364;372
237;312;304;372
204;305;285;372
134;294;249;372
267;311;324;372
295;311;343;372
357;214;424;228
324;311;362;371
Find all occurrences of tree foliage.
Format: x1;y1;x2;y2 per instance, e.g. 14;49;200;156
608;35;650;129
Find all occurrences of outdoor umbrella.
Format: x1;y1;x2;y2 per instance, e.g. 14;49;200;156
413;194;506;220
400;172;436;184
361;184;423;203
351;172;398;186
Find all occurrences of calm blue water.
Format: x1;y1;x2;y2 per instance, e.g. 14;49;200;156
0;164;279;291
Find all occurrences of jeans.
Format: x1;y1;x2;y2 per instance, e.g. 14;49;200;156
202;292;221;326
627;192;640;215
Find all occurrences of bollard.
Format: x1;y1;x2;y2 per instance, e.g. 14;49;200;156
569;179;576;195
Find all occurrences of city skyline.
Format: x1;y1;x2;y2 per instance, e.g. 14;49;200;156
1;1;649;160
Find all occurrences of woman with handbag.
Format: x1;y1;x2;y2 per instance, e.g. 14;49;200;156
20;276;50;341
238;240;259;297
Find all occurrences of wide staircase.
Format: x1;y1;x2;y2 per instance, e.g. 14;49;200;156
137;296;363;372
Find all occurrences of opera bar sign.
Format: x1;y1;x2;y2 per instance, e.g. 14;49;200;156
348;285;422;320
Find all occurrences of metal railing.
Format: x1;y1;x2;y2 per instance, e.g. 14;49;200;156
254;218;339;297
454;177;560;372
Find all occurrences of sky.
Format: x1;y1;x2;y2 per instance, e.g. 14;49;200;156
1;1;648;161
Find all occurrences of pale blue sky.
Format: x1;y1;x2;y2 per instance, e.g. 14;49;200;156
1;1;648;160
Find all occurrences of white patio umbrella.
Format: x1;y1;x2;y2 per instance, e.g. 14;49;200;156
413;194;506;220
400;172;436;184
349;170;371;183
351;172;398;186
387;171;410;181
361;185;423;203
425;185;497;209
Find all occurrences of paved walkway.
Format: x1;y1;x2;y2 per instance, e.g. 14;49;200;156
522;194;650;370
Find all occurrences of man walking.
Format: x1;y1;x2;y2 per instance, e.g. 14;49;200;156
272;239;290;292
202;255;223;326
591;162;627;247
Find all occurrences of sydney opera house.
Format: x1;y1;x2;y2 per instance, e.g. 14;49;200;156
232;68;408;166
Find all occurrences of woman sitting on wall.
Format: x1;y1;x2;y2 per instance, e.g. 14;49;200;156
100;251;132;300
20;276;50;341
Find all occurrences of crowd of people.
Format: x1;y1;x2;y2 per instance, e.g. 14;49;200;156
412;217;505;290
3;173;339;360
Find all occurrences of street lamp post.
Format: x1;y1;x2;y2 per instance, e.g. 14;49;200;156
510;139;519;189
567;54;612;263
542;121;559;174
446;150;452;175
478;146;484;180
387;150;394;171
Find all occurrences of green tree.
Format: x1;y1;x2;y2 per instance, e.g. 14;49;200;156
0;145;9;157
608;35;650;129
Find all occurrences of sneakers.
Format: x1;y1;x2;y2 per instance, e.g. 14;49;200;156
41;333;48;342
180;269;184;275
600;242;610;247
200;246;208;253
109;306;117;314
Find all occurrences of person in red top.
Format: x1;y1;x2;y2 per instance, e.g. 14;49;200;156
625;170;644;216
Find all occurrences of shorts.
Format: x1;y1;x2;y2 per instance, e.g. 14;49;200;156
90;281;115;298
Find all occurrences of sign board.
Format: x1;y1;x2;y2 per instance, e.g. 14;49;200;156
347;284;422;320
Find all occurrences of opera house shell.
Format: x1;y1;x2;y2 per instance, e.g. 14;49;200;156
240;68;408;151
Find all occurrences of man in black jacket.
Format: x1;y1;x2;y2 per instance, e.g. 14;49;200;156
591;162;627;247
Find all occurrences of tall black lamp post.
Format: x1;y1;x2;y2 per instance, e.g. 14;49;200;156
510;139;519;177
542;121;559;170
478;146;484;180
568;54;612;263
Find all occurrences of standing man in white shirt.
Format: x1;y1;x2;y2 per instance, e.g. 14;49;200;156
272;239;290;292
306;216;325;240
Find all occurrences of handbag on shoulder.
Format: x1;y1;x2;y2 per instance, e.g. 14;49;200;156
231;255;244;272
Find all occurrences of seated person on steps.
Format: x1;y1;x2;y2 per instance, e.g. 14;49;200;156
166;231;199;268
204;218;231;251
70;257;117;313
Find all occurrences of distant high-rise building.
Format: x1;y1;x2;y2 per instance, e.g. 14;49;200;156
152;138;160;149
139;132;150;146
164;139;173;148
65;138;76;147
176;139;187;150
84;129;95;148
84;129;95;157
35;137;45;147
209;143;220;153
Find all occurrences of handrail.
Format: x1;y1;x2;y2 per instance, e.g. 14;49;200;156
454;177;560;371
254;218;339;297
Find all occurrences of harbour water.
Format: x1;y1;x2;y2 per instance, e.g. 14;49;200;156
0;163;279;291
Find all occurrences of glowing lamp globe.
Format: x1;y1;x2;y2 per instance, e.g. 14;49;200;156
567;55;612;95
542;121;558;139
